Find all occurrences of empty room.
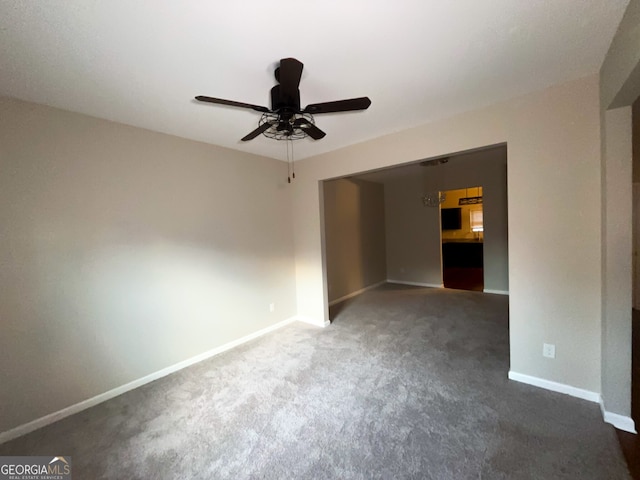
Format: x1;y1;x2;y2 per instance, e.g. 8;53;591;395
2;1;640;478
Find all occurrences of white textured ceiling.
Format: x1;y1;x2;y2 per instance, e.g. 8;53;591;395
0;1;629;161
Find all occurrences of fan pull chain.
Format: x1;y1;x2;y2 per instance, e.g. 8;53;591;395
291;139;295;180
286;139;296;183
286;140;291;183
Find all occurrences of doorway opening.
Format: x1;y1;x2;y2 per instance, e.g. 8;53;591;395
440;186;484;291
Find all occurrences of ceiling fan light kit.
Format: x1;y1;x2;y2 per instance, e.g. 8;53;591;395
195;57;372;143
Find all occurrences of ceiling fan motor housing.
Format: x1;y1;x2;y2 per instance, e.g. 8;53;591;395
271;85;300;118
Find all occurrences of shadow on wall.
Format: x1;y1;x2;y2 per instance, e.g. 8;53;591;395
322;178;387;304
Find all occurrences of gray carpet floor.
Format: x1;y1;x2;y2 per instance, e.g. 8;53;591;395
0;284;631;479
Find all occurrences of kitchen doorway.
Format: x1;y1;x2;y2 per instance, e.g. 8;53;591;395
440;186;484;291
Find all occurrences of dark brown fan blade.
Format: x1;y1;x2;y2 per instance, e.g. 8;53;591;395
303;97;371;114
293;119;326;140
276;58;304;100
195;96;270;113
241;122;274;141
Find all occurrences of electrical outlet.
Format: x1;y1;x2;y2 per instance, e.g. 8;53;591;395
543;343;556;359
269;303;275;313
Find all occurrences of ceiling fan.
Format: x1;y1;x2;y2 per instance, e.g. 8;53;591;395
195;57;371;142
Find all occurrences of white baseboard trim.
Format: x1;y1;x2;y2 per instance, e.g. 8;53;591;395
293;315;330;328
483;289;509;295
0;316;300;445
386;279;444;289
328;281;386;306
508;371;600;403
509;371;638;432
600;398;637;434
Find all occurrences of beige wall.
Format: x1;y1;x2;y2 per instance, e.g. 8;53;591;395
293;75;602;393
634;99;640;183
384;173;443;287
601;107;633;417
322;178;386;303
384;148;508;293
0;97;297;434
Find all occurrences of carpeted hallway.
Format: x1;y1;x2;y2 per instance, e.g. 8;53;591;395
0;284;630;479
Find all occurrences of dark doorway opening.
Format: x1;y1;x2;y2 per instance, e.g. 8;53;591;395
441;187;484;292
